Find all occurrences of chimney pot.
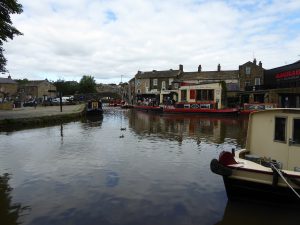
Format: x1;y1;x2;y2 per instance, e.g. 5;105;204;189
179;64;183;72
259;61;262;68
253;58;257;65
198;65;202;72
217;64;221;72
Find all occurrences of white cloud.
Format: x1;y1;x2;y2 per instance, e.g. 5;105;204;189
3;0;300;83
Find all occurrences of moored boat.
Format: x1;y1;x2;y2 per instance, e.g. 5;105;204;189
239;103;277;115
211;109;300;203
86;100;103;115
163;103;239;116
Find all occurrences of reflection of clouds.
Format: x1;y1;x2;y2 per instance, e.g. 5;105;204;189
105;171;119;188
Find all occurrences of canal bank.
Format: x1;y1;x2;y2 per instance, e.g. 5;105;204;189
0;104;86;131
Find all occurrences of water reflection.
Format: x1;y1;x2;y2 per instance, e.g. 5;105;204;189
215;200;299;225
0;173;30;225
81;115;103;128
128;111;248;147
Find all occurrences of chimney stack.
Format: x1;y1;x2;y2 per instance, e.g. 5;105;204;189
8;75;11;79
253;58;257;65
179;64;183;72
198;65;202;72
259;61;262;68
217;64;221;72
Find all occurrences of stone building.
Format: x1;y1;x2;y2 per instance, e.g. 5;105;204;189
0;75;18;101
19;79;57;101
134;67;180;102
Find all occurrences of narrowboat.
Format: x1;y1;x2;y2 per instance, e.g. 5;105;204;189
211;109;300;203
86;100;103;115
239;103;277;115
163;102;239;116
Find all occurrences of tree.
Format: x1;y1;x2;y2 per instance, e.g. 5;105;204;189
0;0;23;72
79;75;97;93
54;79;79;95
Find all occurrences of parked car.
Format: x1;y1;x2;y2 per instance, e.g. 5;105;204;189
23;100;37;107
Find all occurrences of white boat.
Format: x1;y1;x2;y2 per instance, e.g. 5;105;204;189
211;109;300;203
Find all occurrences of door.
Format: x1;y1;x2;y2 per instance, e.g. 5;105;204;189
288;117;300;170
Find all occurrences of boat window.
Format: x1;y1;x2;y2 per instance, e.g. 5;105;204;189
274;117;286;142
293;119;300;144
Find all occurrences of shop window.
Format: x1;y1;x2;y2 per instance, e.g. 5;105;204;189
196;89;214;101
162;81;166;90
274;117;286;142
293;119;300;144
246;67;251;75
181;90;187;101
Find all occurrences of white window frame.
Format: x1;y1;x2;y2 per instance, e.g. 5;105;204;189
246;67;251;75
153;79;158;86
255;78;261;85
169;78;173;85
162;81;166;90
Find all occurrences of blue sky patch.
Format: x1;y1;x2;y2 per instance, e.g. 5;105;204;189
105;10;117;22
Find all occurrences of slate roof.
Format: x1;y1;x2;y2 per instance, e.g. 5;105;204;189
135;70;180;79
179;70;239;81
0;77;17;84
23;80;48;86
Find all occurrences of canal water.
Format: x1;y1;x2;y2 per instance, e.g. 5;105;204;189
0;108;298;225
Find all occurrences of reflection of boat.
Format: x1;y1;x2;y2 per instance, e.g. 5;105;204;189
86;100;103;115
211;109;300;203
163;105;239;116
215;200;299;225
133;105;163;113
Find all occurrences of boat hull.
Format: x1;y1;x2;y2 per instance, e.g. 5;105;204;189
163;107;239;115
86;109;103;116
134;105;163;113
223;176;300;204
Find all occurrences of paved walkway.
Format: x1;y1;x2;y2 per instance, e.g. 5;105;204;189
0;104;85;120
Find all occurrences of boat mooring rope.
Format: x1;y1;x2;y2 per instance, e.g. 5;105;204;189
270;164;300;199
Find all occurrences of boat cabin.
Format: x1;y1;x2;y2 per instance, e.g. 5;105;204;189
246;109;300;171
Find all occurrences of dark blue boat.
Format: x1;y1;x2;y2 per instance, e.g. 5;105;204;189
86;100;103;115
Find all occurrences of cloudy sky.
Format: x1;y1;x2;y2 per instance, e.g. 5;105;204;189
3;0;300;83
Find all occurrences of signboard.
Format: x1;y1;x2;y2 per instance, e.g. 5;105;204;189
275;69;300;79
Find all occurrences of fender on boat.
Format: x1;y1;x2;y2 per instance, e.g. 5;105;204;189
210;159;232;177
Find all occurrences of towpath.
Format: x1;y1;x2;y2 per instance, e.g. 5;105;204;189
0;104;85;120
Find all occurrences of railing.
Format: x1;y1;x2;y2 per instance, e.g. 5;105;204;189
245;85;265;91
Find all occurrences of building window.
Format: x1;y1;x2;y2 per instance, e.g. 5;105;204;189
274;117;286;142
293;119;300;144
181;90;187;101
196;89;214;101
136;79;141;86
174;83;179;89
255;78;261;85
162;81;166;90
246;67;251;75
169;78;173;85
137;89;141;94
245;81;250;87
153;79;158;86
